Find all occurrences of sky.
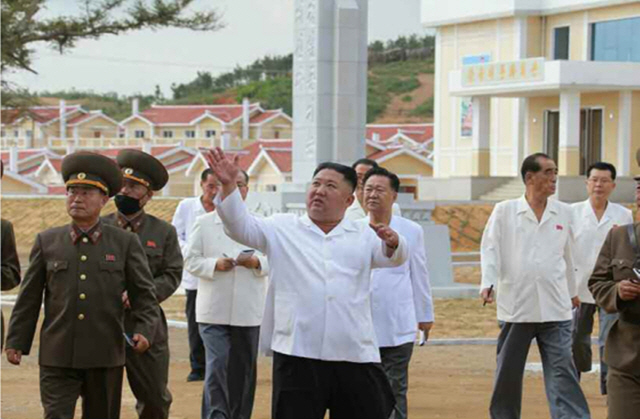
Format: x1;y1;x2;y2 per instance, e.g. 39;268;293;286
8;0;430;97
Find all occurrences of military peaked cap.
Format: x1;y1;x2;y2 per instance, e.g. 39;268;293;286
62;152;122;197
116;149;169;191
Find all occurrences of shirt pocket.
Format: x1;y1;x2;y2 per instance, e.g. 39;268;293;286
46;260;69;282
144;248;163;275
609;259;635;281
274;292;295;337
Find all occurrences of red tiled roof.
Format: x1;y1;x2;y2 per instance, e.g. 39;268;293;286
366;124;433;144
1;106;84;125
367;148;400;161
250;110;280;124
165;156;195;170
47;185;67;195
67;112;105;125
266;150;292;173
138;104;261;125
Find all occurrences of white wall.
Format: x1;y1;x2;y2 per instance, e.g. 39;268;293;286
421;0;637;27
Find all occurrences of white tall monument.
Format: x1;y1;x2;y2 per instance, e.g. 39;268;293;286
292;0;368;184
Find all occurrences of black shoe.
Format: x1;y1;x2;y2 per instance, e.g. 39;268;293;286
187;370;205;382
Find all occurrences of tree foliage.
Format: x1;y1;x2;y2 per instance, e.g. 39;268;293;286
1;0;223;106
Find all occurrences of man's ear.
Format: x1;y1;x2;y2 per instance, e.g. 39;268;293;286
346;192;355;207
392;191;398;202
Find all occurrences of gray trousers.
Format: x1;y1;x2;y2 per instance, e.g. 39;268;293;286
125;338;172;419
199;323;260;419
490;321;591;419
380;342;414;419
572;303;618;394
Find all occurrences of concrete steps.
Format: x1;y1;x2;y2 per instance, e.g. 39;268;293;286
479;177;525;201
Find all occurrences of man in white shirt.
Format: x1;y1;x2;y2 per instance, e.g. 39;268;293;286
480;153;590;419
346;158;400;220
362;167;434;419
185;170;269;419
171;168;218;382
570;162;633;394
205;147;408;419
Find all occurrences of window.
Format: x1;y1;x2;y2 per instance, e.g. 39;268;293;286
274;130;280;139
1;130;5;138
591;17;640;62
205;130;216;138
185;130;196;138
265;184;277;192
26;130;33;139
134;130;145;138
553;27;570;60
162;130;173;138
13;130;19;137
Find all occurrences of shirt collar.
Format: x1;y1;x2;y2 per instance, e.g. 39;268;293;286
70;221;103;244
300;213;359;236
117;211;145;233
516;195;558;223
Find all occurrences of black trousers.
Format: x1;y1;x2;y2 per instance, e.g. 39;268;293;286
125;338;172;419
272;352;395;419
185;289;205;372
40;365;123;419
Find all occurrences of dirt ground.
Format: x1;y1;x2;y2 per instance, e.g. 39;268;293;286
1;298;608;419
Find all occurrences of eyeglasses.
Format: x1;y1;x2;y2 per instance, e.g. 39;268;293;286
587;178;613;185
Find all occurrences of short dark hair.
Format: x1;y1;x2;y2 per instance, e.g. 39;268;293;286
586;162;617;181
363;167;400;192
312;162;358;193
352;158;379;170
201;168;215;182
520;152;552;183
240;169;249;184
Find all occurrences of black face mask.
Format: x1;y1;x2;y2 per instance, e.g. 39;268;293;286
115;194;142;215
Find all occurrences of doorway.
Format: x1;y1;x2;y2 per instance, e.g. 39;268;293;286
544;108;603;175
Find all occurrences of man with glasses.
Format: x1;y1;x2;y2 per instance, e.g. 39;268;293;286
185;169;268;419
570;162;632;394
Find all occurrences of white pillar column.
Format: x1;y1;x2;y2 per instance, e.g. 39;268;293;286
558;91;581;175
618;90;632;176
471;96;491;176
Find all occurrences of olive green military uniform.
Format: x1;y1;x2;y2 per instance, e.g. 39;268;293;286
589;223;640;419
5;152;160;419
103;149;183;419
589;149;640;419
1;218;21;349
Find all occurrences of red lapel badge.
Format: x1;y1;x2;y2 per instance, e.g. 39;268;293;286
555;224;564;231
146;240;157;248
105;254;116;262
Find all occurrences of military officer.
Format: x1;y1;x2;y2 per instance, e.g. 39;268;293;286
589;148;640;419
103;149;183;419
5;151;159;419
1;160;22;349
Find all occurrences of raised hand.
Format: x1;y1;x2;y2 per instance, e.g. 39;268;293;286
369;223;399;250
204;148;239;186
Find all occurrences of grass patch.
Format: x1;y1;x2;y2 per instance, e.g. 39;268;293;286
410;97;434;117
402;95;413;103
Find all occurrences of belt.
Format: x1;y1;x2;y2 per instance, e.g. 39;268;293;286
620;312;640;326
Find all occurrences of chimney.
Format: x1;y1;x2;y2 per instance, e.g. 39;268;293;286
242;98;250;140
66;140;75;155
372;132;380;143
142;138;152;154
59;99;67;140
221;132;231;150
132;98;139;115
9;144;18;172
